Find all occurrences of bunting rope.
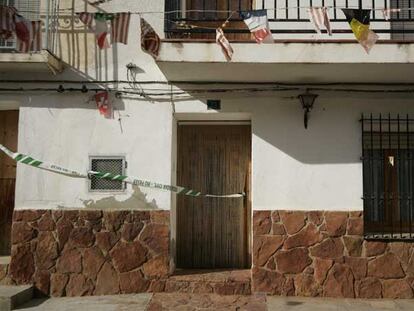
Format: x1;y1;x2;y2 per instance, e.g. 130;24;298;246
0;144;245;198
14;6;414;15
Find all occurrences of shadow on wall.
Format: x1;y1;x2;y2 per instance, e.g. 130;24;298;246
170;86;363;165
2;90;127;112
50;2;119;82
238;97;362;165
22;1;143;84
79;185;159;210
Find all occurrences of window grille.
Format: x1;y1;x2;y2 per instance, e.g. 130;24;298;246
362;114;414;240
391;0;414;40
0;0;40;50
89;157;126;191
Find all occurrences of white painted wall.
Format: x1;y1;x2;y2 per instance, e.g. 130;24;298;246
173;93;414;211
1;0;413;212
5;94;173;210
9;90;411;211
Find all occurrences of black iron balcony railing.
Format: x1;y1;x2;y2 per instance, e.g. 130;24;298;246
165;0;414;40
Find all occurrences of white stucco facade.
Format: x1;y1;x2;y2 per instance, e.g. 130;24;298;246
1;0;414;212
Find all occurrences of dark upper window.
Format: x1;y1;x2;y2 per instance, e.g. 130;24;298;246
165;0;252;40
362;114;414;240
0;0;41;50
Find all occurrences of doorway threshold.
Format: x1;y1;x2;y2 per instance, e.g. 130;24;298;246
165;269;252;295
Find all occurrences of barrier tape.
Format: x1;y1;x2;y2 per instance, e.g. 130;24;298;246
0;144;244;198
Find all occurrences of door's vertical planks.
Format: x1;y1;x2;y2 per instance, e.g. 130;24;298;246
177;124;251;268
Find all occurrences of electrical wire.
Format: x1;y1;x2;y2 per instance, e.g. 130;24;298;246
0;80;413;87
1;86;414;96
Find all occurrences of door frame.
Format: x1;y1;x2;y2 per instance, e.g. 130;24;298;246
0;109;19;256
172;120;252;269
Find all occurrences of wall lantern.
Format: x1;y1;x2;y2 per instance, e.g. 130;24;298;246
298;90;318;129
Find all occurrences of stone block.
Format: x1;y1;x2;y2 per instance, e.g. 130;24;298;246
275;248;312;274
367;253;405;279
279;211;305;235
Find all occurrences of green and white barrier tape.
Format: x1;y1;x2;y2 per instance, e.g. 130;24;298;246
0;144;244;198
0;144;87;178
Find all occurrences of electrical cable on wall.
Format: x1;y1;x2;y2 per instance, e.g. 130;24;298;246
0;86;414;96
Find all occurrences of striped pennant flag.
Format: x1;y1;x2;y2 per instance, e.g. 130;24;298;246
308;7;332;35
111;12;130;44
216;28;233;61
16;20;42;53
240;10;273;43
140;18;160;58
0;6;17;39
77;12;94;30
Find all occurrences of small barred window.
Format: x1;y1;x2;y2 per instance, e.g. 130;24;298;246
362;114;414;240
89;157;126;191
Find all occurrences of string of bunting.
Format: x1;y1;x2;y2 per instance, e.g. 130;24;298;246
0;144;245;198
0;5;407;58
78;6;401;61
14;6;414;14
218;6;392;56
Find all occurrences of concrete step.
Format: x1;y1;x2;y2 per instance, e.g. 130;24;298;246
0;285;34;311
164;269;252;295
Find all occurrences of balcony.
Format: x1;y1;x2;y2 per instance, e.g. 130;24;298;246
0;2;63;74
159;0;414;83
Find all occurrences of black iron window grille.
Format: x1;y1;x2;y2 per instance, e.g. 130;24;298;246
165;0;414;39
89;157;126;192
362;114;414;240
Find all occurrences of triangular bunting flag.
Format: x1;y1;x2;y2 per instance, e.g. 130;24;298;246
15;13;42;53
140;18;161;58
216;28;233;61
14;13;30;42
77;12;94;30
342;9;379;54
240;10;273;43
308;7;332;35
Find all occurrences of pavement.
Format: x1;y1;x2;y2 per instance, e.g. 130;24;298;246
0;256;10;265
15;293;414;311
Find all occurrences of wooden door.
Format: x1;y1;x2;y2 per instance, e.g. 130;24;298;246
0;110;18;255
177;124;251;269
